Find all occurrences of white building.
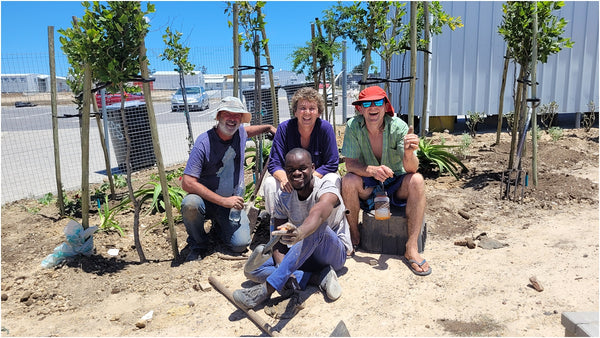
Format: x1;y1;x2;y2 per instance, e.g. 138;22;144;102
203;71;306;91
204;74;255;91
1;73;69;93
151;71;205;90
272;70;306;87
387;1;599;118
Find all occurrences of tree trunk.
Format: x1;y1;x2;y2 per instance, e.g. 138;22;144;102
180;73;194;152
508;66;526;170
361;26;374;92
118;82;146;262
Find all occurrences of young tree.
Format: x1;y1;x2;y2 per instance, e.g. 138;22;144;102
498;1;573;170
160;27;196;152
60;1;156;262
226;1;275;178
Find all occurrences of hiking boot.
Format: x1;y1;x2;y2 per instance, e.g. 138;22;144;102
233;283;270;310
319;265;341;301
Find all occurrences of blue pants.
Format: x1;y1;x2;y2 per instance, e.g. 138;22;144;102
181;194;251;253
246;222;346;292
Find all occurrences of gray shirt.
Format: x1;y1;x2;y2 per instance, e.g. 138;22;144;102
273;177;353;254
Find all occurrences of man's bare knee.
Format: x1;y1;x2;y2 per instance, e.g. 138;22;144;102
341;173;362;192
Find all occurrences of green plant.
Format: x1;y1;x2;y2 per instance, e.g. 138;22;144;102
417;138;468;180
97;195;124;236
112;174;127;188
582;101;597;132
38;192;56;206
455;133;472;159
160;26;197;151
538;101;558;130
245;139;272;171
25;205;41;214
535;125;542;141
548;126;563;142
151;167;184;183
504;111;515;135
337;162;347;177
130;181;187;214
465;111;485;138
62;191;82;218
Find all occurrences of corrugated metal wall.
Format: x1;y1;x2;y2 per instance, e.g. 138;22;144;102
386;1;599;119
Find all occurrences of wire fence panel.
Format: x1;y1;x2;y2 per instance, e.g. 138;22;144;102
1;45;363;205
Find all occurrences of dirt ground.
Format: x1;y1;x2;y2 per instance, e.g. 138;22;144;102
1;126;598;337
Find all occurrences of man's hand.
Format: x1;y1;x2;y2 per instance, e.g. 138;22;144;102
404;125;419;152
272;223;304;246
265;126;277;140
369;165;394;183
224;195;245;210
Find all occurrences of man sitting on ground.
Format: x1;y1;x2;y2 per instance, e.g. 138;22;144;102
233;148;352;309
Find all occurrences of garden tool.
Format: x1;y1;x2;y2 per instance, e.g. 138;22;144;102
209;275;351;337
501;105;532;201
209;276;281;337
244;232;283;274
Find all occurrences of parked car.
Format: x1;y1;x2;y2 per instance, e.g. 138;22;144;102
95;92;144;108
14;101;37;108
171;86;209;112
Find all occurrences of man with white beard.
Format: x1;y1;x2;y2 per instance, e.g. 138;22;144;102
180;96;276;262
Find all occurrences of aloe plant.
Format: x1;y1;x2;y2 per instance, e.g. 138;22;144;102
417;138;468;179
98;195;125;236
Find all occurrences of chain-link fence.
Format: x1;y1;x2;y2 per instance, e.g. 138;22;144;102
1;45;363;204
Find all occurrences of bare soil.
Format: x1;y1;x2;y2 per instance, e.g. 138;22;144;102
1;127;598;337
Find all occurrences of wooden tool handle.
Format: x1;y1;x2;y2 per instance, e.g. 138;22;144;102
208;276;280;337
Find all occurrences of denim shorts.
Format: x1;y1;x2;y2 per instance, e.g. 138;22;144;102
359;175;407;211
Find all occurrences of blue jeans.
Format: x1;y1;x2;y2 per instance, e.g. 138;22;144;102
246;222;346;292
181;194;251;253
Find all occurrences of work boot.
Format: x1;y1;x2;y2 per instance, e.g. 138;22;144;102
233;283;270;310
319;265;341;301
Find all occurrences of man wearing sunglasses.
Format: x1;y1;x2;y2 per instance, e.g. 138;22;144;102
340;86;430;276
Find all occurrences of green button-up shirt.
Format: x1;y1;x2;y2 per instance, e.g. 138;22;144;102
341;114;409;176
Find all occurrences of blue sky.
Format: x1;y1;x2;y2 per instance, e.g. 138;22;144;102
1;1;371;76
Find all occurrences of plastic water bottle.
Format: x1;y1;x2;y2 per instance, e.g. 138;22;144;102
374;191;391;220
229;184;244;222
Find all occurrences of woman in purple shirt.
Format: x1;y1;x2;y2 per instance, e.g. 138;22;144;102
262;87;340;227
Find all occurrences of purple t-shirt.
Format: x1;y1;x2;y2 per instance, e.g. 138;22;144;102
183;126;248;196
268;118;339;177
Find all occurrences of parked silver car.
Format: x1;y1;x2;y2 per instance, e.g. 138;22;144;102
171;86;209;112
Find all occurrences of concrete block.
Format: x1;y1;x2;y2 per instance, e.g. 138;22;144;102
359;207;426;256
562;312;599;337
